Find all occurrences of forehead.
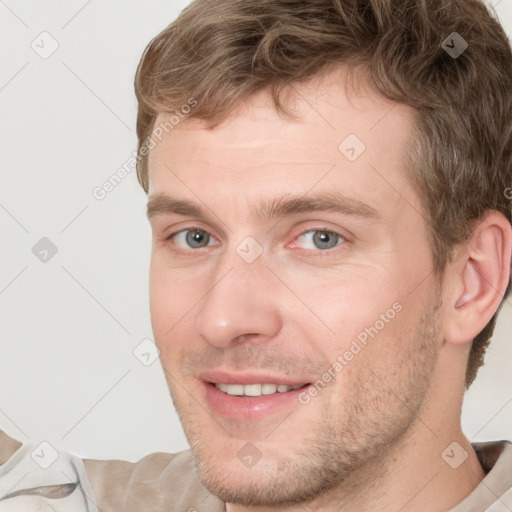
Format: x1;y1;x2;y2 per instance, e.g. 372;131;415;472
147;68;418;217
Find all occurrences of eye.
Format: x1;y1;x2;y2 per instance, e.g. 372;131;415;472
295;230;345;250
171;229;217;249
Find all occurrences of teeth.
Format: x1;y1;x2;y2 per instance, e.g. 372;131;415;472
243;384;262;396
261;384;277;395
215;383;303;397
225;384;244;396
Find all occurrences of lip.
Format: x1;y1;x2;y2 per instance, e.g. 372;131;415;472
198;369;310;387
199;369;311;422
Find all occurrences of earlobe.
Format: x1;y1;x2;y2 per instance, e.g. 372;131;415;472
444;212;512;346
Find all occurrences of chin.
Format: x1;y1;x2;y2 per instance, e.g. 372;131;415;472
187;424;360;508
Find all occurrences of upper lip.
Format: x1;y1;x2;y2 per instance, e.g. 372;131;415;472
198;369;312;386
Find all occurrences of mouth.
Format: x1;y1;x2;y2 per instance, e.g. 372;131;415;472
198;371;312;422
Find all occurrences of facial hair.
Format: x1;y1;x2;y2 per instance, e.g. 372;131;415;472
165;293;443;507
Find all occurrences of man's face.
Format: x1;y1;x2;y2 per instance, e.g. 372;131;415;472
147;70;443;506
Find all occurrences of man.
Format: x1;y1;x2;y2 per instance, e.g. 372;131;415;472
1;0;512;510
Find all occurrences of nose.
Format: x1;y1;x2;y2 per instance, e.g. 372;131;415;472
193;251;282;348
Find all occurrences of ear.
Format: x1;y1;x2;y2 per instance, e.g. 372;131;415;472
443;211;512;345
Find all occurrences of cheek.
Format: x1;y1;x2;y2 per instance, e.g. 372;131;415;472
149;256;190;349
282;265;401;338
149;257;170;335
278;264;419;382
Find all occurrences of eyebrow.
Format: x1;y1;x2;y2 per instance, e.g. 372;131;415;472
146;192;379;223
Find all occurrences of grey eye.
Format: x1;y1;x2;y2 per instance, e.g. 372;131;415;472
185;229;210;248
171;229;214;249
312;231;340;249
296;230;344;250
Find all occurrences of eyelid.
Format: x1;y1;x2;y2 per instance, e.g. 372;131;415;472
291;218;357;242
288;220;353;243
166;227;220;249
162;221;221;242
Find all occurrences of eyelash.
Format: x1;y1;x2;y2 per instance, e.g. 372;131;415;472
163;227;348;256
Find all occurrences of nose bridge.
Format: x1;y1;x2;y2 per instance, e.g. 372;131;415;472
193;243;281;347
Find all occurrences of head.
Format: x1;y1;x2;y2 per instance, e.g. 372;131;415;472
135;0;512;507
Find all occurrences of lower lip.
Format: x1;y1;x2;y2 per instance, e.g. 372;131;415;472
202;382;308;422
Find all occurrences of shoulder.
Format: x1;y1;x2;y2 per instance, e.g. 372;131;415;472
460;440;512;512
83;449;224;512
0;430;224;512
473;440;512;474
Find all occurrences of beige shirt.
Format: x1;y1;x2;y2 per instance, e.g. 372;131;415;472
1;430;511;511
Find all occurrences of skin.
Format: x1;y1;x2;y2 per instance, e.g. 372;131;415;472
146;68;511;511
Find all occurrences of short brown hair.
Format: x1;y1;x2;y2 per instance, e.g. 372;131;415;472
134;0;512;388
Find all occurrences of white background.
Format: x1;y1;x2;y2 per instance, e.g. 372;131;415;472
0;0;511;462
